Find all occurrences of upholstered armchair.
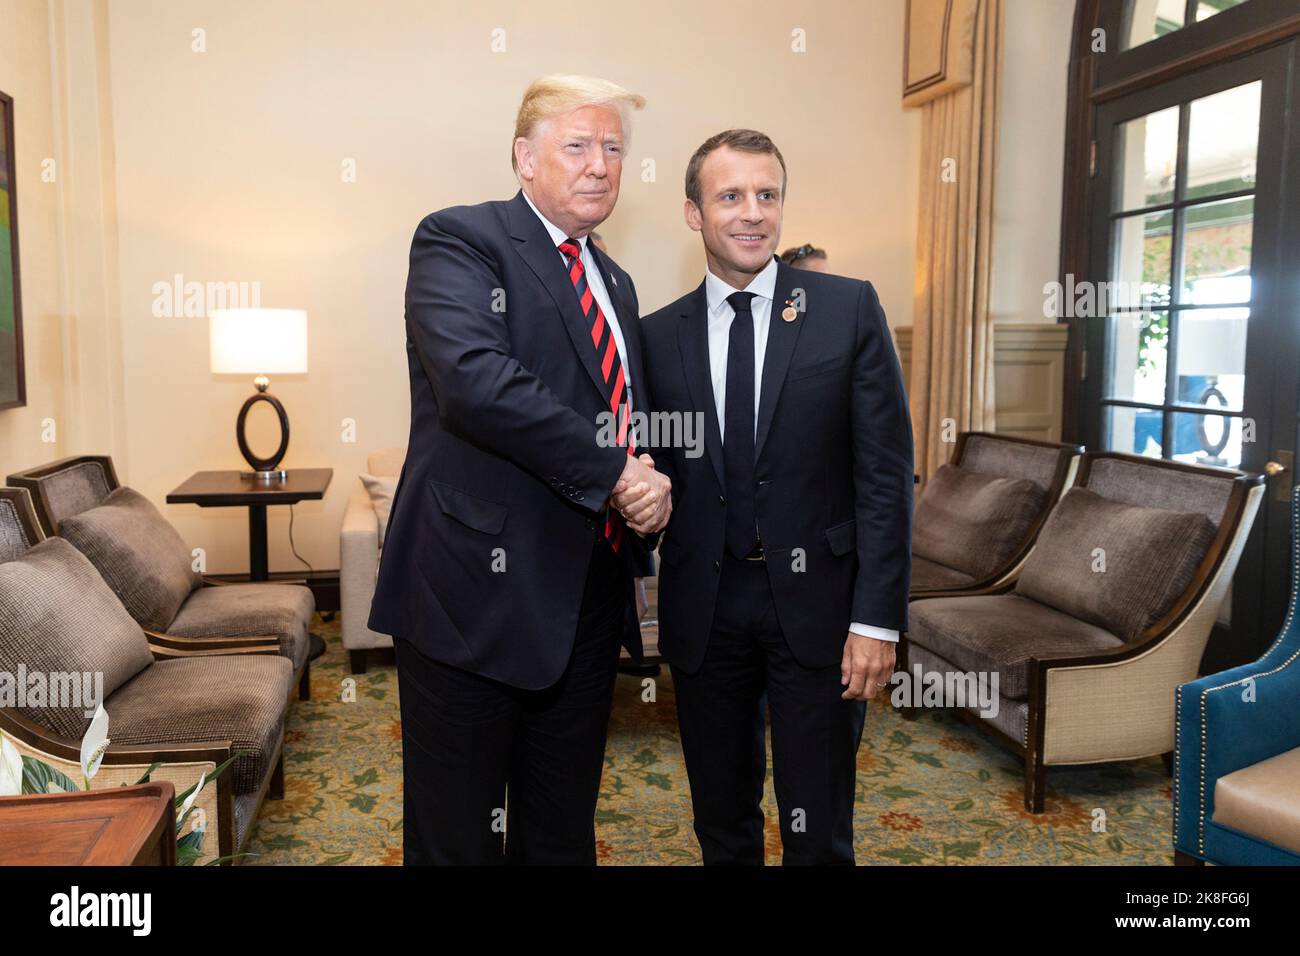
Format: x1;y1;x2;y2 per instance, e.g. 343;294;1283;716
1174;486;1300;865
0;487;291;863
7;456;314;699
340;447;404;673
904;452;1264;812
910;433;1083;597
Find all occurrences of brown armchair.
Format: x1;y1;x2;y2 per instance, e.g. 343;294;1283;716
910;433;1083;598
0;486;289;863
901;452;1264;812
8;456;314;700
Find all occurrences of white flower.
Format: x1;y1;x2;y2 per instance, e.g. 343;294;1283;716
79;703;110;786
0;731;22;796
180;771;207;820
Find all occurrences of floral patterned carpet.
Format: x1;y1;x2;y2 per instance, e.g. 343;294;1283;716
243;615;1176;865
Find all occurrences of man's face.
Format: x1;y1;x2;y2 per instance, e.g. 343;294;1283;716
685;146;784;283
515;105;625;238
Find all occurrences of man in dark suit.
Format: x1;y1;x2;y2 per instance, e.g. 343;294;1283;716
640;129;913;865
369;75;671;865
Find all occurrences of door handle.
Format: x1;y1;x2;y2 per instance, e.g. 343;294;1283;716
1267;451;1294;502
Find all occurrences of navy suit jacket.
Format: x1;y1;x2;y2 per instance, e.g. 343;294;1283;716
368;191;651;689
640;262;914;674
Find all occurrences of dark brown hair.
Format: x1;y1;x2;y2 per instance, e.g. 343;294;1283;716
780;243;826;264
684;129;787;206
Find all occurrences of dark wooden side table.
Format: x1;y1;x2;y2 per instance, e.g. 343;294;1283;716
167;468;333;659
0;782;176;865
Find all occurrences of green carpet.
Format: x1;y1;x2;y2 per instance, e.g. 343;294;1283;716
243;615;1175;865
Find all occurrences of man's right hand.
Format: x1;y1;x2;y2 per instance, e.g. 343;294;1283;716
611;454;672;534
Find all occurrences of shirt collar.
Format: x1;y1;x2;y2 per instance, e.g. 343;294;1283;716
705;257;779;316
521;189;586;255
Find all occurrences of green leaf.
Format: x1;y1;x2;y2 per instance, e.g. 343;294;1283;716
351;767;380;787
951;799;973;811
347;792;377;814
132;763;161;785
879;847;927;864
878;786;922;799
909;752;943;768
642;772;672;791
21;756;80;795
1107;835;1124;854
942;841;981;860
173;750;253;806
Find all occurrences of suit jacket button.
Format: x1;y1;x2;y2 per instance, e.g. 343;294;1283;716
718;495;726;506
713;560;721;572
576;492;585;501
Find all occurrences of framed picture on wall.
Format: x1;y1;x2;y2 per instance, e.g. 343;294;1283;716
1;89;25;410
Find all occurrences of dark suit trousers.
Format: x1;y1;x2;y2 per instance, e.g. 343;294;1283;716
393;536;625;865
671;554;866;865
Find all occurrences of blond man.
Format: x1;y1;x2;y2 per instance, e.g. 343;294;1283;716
370;76;668;865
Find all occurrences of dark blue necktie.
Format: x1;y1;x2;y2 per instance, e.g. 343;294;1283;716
723;291;758;559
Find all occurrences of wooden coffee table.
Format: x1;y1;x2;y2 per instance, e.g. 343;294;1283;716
0;782;176;865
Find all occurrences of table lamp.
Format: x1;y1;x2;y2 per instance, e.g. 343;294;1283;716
209;308;308;481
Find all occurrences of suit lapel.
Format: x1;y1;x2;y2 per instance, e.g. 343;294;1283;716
507;191;609;404
676;282;726;491
755;261;805;462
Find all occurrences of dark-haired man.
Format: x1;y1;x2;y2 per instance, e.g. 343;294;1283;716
640;129;913;865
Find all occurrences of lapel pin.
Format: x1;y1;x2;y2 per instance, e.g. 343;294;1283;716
782;299;798;323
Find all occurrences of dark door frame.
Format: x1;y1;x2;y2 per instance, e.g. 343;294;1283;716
1060;0;1300;666
1061;0;1300;442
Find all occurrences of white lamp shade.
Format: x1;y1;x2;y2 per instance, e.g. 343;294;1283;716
209;308;308;375
1176;310;1248;376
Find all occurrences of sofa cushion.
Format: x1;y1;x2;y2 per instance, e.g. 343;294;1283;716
59;487;201;632
106;654;294;794
907;593;1124;700
0;538;154;739
1214;747;1300;856
912;465;1047;580
359;473;397;548
1015;487;1218;642
910;555;978;592
168;584;313;672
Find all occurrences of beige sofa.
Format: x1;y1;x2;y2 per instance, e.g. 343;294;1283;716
340;447;405;673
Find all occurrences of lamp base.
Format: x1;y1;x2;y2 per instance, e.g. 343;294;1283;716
240;469;288;482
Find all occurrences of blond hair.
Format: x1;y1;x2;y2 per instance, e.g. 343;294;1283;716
512;75;646;172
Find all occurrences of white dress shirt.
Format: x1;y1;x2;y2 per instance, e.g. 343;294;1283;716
704;260;899;646
521;190;634;409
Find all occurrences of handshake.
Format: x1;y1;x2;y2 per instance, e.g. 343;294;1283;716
610;453;673;535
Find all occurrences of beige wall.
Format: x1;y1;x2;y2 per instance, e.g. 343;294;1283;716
100;0;920;573
2;0;1070;575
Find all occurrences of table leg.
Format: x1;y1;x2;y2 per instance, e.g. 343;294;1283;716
248;504;269;582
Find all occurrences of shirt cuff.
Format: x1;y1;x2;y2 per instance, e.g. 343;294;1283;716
849;622;900;643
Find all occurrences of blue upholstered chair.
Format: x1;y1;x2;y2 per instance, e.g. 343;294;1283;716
1174;485;1300;865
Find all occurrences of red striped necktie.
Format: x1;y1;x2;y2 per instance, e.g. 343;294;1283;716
558;237;634;552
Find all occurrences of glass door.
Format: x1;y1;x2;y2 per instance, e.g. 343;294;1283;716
1086;40;1300;668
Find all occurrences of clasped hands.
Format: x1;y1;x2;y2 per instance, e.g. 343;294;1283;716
610;453;672;535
